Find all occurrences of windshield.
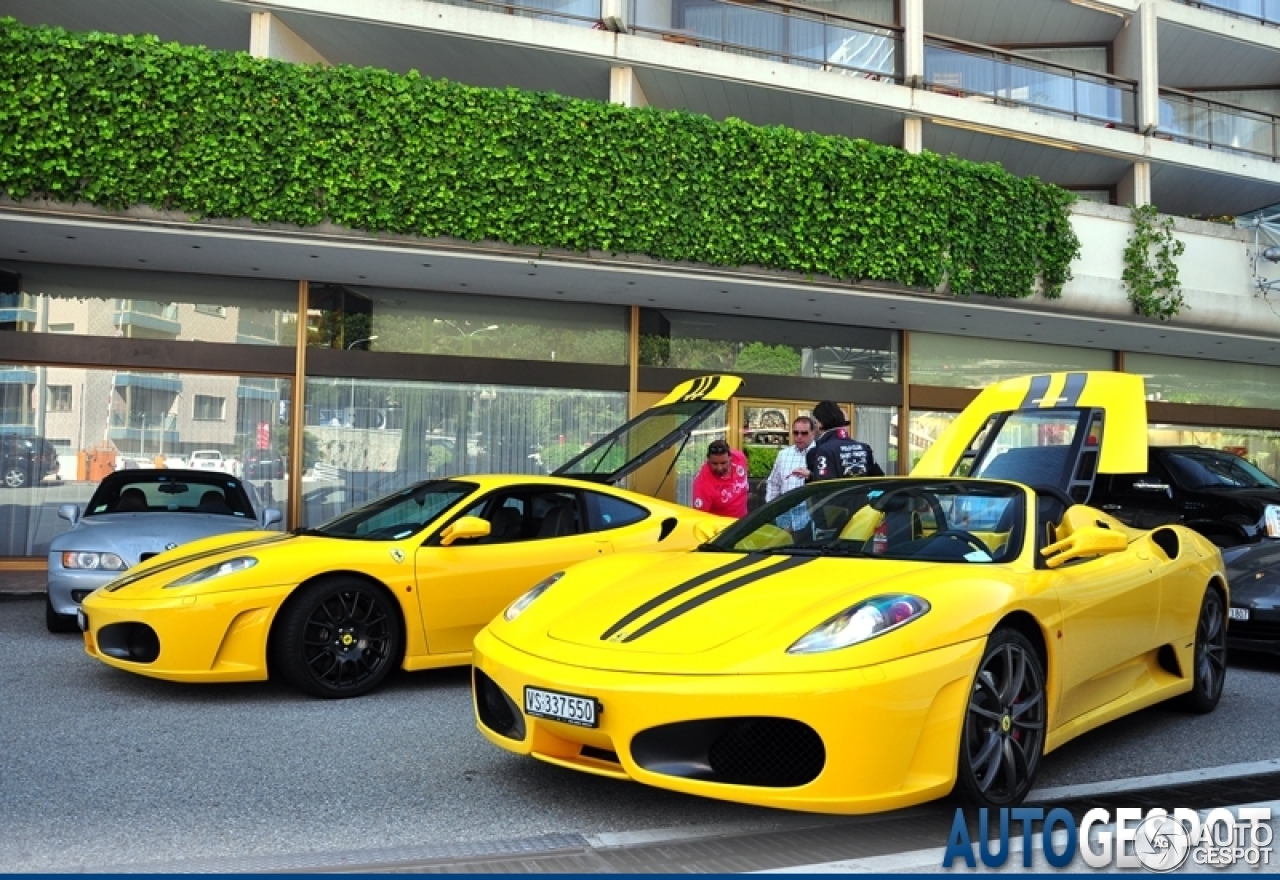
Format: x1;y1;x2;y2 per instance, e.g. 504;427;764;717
706;479;1025;563
86;473;254;517
310;480;475;540
1163;449;1280;490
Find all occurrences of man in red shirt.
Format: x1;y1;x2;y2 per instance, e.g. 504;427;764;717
691;439;750;518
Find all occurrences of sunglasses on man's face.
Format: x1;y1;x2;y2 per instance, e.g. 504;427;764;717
793;429;810;436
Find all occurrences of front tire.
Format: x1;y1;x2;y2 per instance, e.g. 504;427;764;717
955;628;1047;807
3;465;29;489
1179;587;1227;714
45;596;78;633
271;579;402;699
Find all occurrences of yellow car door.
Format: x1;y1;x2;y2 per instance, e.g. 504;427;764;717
1047;546;1161;725
414;487;612;656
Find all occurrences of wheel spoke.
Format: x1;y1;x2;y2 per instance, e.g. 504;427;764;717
971;731;1002;792
972;700;1003;721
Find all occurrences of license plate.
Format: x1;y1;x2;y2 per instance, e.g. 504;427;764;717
524;686;599;728
1229;607;1250;621
76;609;88;632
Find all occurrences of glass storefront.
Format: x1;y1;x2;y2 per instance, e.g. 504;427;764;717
0;367;291;557
300;378;627;526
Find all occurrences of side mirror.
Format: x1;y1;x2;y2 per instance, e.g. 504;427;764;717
58;504;80;526
261;508;283;528
439;515;491;546
1042;526;1128;569
693;518;727;543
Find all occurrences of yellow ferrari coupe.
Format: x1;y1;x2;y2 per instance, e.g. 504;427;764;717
472;372;1229;812
78;376;740;698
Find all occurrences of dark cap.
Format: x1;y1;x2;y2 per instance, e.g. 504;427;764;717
707;439;731;457
812;400;849;429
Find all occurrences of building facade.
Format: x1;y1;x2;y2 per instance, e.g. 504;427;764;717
3;0;1280;561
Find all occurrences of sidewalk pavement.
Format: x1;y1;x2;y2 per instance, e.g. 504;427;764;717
0;569;46;595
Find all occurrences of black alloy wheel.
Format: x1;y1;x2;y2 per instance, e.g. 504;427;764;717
956;628;1047;807
272;579;402;699
1180;587;1227;714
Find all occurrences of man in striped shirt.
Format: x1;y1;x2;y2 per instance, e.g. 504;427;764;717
765;417;816;532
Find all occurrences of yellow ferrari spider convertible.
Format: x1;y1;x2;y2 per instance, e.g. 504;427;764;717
78;376;740;698
472;372;1228;812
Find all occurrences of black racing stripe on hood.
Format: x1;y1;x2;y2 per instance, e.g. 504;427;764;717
104;533;294;591
599;553;765;642
620;555;814;643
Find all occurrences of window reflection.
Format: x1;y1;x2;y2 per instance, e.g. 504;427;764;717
307;284;627;364
0;262;297;345
0;367;291;557
909;333;1111;388
640;308;898;382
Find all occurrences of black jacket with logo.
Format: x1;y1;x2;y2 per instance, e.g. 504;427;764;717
806;427;884;481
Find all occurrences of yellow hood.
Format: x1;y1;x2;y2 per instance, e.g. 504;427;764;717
513;550;1000;673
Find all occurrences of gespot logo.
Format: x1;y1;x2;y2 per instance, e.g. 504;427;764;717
943;806;1274;871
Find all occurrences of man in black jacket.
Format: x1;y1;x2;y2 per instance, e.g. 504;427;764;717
805;400;884;482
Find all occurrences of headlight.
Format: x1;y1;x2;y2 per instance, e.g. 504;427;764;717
165;556;258;588
1265;504;1280;538
61;551;127;572
787;594;929;654
504;572;563;622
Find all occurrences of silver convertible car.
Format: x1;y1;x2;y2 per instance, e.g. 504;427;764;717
46;469;281;632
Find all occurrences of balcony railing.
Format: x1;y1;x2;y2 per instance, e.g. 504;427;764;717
1174;0;1280;26
1158;88;1280;160
923;36;1137;131
435;0;602;26
629;0;903;82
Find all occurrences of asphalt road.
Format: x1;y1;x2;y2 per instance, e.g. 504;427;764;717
3;592;1280;873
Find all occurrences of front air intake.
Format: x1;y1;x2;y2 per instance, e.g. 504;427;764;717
473;668;526;741
631;717;825;787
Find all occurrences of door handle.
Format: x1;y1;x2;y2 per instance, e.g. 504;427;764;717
1100;504;1121;511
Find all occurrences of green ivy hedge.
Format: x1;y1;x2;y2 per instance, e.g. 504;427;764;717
0;18;1079;298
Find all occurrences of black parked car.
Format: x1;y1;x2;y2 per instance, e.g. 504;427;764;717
1;434;59;489
1090;445;1280;655
1090;445;1280;548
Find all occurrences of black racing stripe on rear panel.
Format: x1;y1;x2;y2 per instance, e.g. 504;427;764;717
599;554;765;642
621;556;814;643
1019;374;1053;410
104;533;293;591
1054;372;1087;408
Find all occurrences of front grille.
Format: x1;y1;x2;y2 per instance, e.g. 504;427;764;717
473;668;525;741
140;552;160;562
631;717;825;788
71;589;92;602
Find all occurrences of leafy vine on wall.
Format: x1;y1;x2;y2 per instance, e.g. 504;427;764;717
0;18;1079;299
1122;204;1186;321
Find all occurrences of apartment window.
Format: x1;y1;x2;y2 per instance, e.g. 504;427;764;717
193;394;226;421
46;385;72;412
